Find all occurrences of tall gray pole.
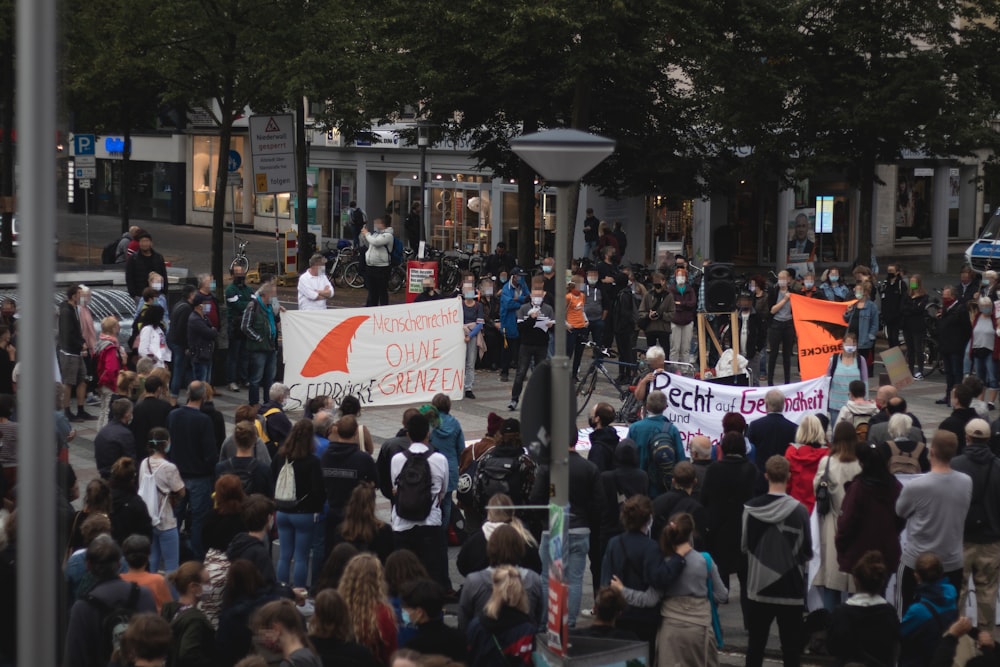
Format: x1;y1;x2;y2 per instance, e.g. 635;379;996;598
550;184;572;507
17;0;57;663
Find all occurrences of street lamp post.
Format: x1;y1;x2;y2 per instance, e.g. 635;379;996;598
417;122;430;247
509;128;614;508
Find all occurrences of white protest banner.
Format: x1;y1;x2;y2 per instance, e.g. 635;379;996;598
630;373;829;457
282;298;466;408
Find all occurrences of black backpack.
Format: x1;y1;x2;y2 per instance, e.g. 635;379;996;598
475;449;524;510
395;449;434;521
965;459;995;535
85;582;141;664
218;457;260;494
101;239;120;265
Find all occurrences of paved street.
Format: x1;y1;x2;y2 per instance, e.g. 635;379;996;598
37;211;972;662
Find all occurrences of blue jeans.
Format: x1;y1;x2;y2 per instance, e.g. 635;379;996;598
276;511;317;588
540;528;590;630
150;526;179;574
248;350;276;406
191;361;211;382
227;330;248;385
169;343;191;396
973;352;999;389
180;476;213;559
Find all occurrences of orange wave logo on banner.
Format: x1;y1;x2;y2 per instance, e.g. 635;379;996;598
300;315;370;377
789;294;854;380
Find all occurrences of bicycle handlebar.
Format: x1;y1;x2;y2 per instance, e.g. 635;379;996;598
581;340;617;357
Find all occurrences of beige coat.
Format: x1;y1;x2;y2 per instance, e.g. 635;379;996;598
812;454;862;591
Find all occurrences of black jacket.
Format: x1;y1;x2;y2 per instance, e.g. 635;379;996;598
125;250;168;297
130;396;174;455
167;300;193;347
881;276;908;322
587;426;620;474
939;407;978;454
110;487;153;544
746;413;798;478
651;490;706;549
938;300;972;354
598;440;649;546
952;445;1000;543
456;528;543;577
215;456;273;497
167;406;218;478
201;510;246;553
187;313;218;363
405;618;468;663
530;451;603;531
321;441;379;522
226;533;276;586
258;402;292;446
58;300;85;354
270;454;325;513
310;636;379;667
826;599;899;667
94;421;136;479
701;456;758;575
901;292;929;331
64;578;156;667
376;433;410;502
735;311;765;358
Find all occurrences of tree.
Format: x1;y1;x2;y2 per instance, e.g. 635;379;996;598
0;0;13;258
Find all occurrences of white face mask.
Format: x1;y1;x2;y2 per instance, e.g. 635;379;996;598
804;281;814;288
541;265;553;274
531;296;543;306
202;303;212;315
151;282;163;291
843;344;857;353
675;276;686;286
269;296;280;308
749;282;756;292
463;291;476;300
778;279;787;288
587;277;597;286
483;288;494;296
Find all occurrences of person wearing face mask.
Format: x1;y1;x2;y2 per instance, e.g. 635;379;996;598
968;296;999;408
167;382;217;560
508;280;554;411
484;242;515;280
139;427;186;573
499;267;530;382
225;265;254;392
983;269;1000;301
826;332;869;425
938;285;973;404
819;268;850;302
462;283;486;399
638;272;675;354
767;270;797;385
567;277;590;379
799;272;821;299
94;398;137;479
196;272;222;328
413;277;441;302
733;292;764;385
478;277;502;371
242;279;282;407
297;254;335;311
670;268;697;366
957;266;980;305
582;268;607;354
540;257;556;307
162;562;216;666
125;231;168;303
881;263;907;348
359;218;394;307
902;274;930;379
612;268;645;381
843;280;879;374
188;293;220;383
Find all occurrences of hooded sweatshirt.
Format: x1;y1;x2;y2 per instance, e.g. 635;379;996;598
588;426;620;473
826;593;900;667
320;440;379;524
951;444;1000;543
836;399;879;430
899;580;958;667
226;533;276;586
742;493;812;605
784;443;829;514
431;412;464;492
598;440;649;545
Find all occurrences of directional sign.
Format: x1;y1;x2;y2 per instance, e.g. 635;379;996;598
73;134;95;156
75;155;96;168
75;167;96;179
79;179;92;189
248;114;297;194
228;150;242;173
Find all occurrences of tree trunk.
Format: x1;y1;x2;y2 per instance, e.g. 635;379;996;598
211;106;233;290
295;96;309;271
0;29;13;258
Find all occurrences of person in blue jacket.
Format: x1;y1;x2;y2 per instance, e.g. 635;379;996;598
899;552;959;667
499;268;530;382
430;392;465;595
843;280;879;375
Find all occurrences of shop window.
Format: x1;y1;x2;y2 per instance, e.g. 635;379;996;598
191;136;245;213
255;192;292;219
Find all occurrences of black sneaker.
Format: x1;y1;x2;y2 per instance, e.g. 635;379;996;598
500;373;509;382
76;409;97;421
465;390;476;399
65;408;83;423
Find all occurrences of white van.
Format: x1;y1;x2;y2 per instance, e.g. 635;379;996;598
965;207;1000;272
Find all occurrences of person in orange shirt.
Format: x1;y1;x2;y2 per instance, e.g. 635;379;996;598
120;534;174;612
567;277;589;381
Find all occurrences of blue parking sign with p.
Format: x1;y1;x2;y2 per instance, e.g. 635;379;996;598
73;134;95;156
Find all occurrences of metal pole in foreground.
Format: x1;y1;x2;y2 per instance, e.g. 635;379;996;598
550;184;571;508
17;0;57;663
85;186;91;264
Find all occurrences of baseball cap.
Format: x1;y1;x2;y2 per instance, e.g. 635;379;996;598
193;293;212;307
510;267;526;276
966;418;990;440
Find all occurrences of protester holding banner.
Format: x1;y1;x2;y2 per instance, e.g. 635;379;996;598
825;332;868;425
461;284;485;399
766;271;797;386
843;280;879;374
819;268;850;302
669;268;696;366
902;274;930;379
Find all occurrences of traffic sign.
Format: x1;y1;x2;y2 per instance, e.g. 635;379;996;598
75;167;96;179
228;150;242;173
248;114;297;194
75;155;96;168
73;134;95;156
79;179;92;189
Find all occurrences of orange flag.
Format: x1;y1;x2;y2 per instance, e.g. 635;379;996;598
789;294;855;380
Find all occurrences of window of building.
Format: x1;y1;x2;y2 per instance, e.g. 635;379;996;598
191;136;245;213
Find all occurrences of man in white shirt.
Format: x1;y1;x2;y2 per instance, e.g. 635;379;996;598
297;254;334;310
390;412;450;589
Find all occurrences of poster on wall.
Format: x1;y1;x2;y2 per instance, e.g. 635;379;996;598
787;208;817;278
282;299;466;408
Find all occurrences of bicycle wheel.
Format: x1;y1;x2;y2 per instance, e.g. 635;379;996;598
618;391;642;423
229;255;249;274
575;369;598;417
440;264;461;292
923;339;939;378
344;262;365;288
388;265;405;293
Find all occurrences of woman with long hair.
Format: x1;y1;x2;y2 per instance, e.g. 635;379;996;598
162;561;215;666
271;420;324;588
108;456;153;545
216;559;280;667
826;332;868;425
200;474;247;627
67;477;112;552
330;483;393;562
784;415;829;513
137;304;170;368
843;280;879;374
308;589;379;667
457;493;540;576
313;543;360;597
253;599;321;667
339;394;374;455
643;512;727;667
466;565;536;666
813;422;863;611
902;274;929;378
383;549;429;645
338;553;398;665
139;427;186;573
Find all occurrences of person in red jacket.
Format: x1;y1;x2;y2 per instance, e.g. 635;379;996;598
784;414;829;514
94;316;127;431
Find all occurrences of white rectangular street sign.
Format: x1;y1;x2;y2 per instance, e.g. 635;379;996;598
248;114;297;194
75;167;96;179
75;155;96;167
79;179;92;189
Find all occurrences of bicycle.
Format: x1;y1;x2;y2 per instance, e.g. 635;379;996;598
323;241;356;287
229;236;249;274
575;341;641;418
388;248;415;293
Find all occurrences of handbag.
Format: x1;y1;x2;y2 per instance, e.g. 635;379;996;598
703;552;724;649
815;455;832;516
